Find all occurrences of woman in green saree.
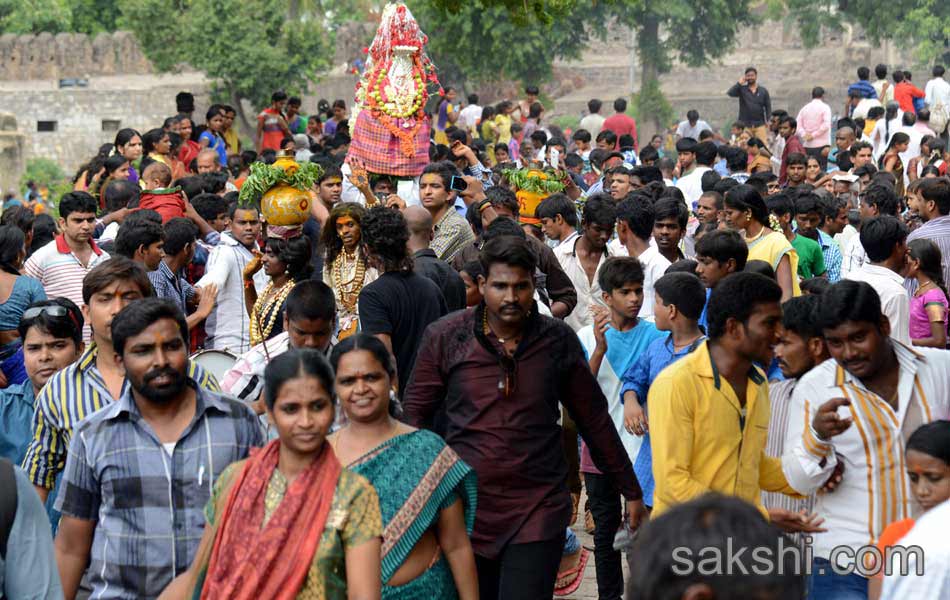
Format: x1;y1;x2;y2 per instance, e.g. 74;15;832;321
328;334;479;599
160;349;383;600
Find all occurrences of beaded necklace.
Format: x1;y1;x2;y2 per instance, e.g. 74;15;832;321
331;249;367;314
249;279;295;346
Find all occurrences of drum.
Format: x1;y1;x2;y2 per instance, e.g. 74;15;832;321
189;349;238;383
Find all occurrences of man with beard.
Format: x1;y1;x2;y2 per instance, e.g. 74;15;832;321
648;272;801;515
53;298;263;600
762;296;830;536
783;280;950;599
403;237;645;600
23;258;220;504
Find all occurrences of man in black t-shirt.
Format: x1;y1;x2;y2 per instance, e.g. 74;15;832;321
405;205;467;311
358;206;448;392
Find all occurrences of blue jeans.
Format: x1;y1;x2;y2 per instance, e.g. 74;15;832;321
808;557;869;600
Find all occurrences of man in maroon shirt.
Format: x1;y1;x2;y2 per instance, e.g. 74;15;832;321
403;236;645;600
602;97;638;152
778;115;806;185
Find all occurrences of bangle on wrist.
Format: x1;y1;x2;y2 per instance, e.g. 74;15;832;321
476;199;492;213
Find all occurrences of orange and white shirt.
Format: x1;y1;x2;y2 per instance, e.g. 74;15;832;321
782;343;950;568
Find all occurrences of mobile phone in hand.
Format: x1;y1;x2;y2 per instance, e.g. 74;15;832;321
450;175;468;192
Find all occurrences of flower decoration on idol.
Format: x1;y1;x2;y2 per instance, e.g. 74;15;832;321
353;2;439;158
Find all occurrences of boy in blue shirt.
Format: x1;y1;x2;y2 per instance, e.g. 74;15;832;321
620;272;708;507
694;229;748;330
575;256;664;600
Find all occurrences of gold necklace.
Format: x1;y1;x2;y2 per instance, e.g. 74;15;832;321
743;225;766;244
249;279;296;346
331;250;367;314
482;308;521;345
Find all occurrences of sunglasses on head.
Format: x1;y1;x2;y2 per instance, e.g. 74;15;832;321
22;305;80;329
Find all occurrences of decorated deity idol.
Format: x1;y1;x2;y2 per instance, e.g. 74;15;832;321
347;3;440;178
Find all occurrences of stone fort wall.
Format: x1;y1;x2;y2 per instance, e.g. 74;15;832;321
0;31;153;80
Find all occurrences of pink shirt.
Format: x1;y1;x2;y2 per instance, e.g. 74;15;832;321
910;287;949;341
795;99;831;149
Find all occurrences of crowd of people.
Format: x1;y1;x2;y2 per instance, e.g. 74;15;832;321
1;59;950;600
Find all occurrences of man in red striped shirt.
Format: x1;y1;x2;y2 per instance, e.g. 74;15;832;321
23;192;110;341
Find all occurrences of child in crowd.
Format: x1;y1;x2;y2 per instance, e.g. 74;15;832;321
139;162;186;223
694;229;748;330
907;238;949;348
800;276;831;295
870;421;950;600
573;257;664;599
459;261;484;308
766;191;826;279
620;272;707;507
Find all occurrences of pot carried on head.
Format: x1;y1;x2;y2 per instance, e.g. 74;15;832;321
238;153;323;233
504;167;568;225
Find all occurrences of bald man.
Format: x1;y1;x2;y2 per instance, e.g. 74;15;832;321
196;148;221;174
829;126;856;172
405;205;466;311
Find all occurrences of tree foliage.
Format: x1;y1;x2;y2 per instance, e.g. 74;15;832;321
119;0;333;114
0;0;72;33
785;0;950;64
406;0;604;87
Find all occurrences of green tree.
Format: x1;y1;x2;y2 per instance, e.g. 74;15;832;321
608;0;757;132
406;0;603;88
785;0;950;65
0;0;71;33
70;0;121;33
119;0;333;130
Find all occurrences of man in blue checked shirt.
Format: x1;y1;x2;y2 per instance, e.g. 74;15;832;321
54;298;262;600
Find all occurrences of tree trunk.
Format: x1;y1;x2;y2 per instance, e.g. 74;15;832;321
228;83;254;141
637;15;663;139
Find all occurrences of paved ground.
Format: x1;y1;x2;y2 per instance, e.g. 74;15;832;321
558;492;630;599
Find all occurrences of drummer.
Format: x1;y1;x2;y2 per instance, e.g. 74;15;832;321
220;279;337;419
21;257;222;504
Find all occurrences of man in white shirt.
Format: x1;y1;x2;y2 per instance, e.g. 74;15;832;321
844;216;911;346
783;280;950;598
898;113;924;185
457;93;482;133
579;99;606;137
615;195;669;320
674;139;713;206
553;194;615;332
674;110;711;141
924;64;950;114
841;182;898;278
195;203;267;354
873;63;895;105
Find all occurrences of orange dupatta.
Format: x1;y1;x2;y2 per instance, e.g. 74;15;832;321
200;439;342;600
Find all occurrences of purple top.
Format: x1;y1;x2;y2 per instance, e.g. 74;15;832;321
910;287;949;340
